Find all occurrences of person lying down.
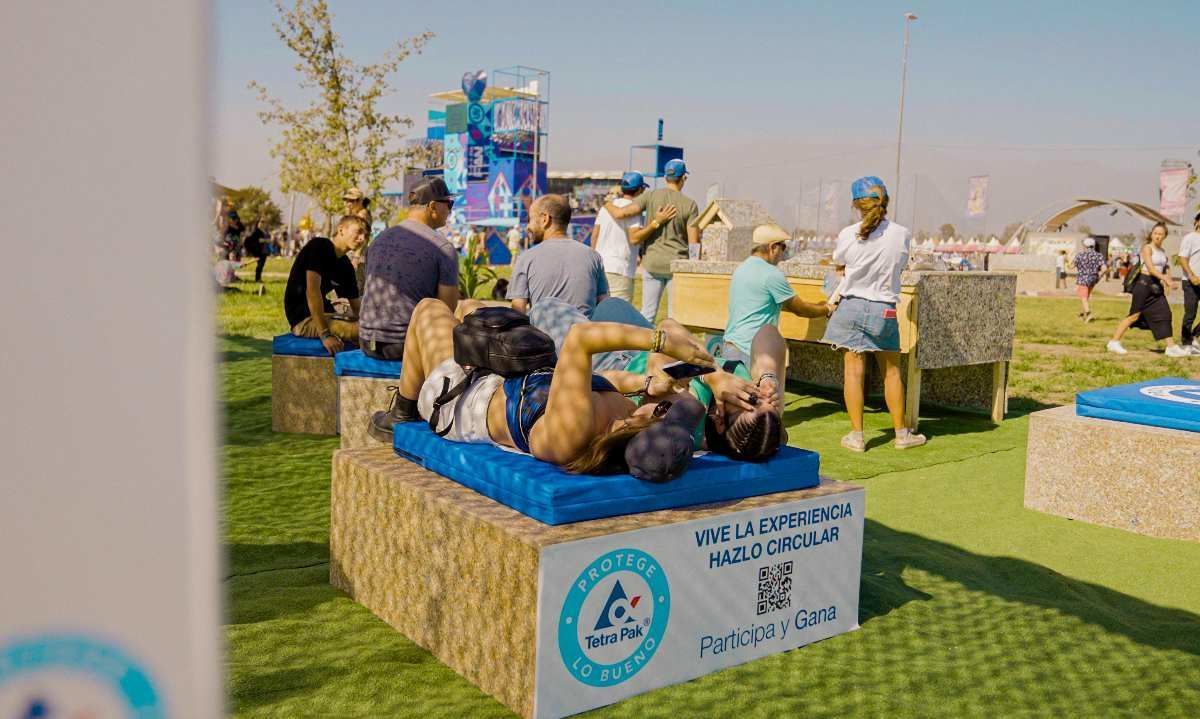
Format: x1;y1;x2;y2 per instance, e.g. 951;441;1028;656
528;297;789;464
370;297;789;481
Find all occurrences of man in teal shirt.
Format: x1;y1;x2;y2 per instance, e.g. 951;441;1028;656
723;224;830;362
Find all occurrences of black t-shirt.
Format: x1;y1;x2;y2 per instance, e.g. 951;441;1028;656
244;227;267;257
283;236;359;327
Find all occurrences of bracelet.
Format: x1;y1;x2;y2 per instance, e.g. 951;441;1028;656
623;375;655;399
320;329;333;340
649;329;665;353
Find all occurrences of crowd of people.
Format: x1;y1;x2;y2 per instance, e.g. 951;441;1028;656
270;166;928;483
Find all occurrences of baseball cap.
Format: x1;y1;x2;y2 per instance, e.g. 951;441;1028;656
408;177;458;206
752;223;791;245
343;187;365;202
851;176;887;201
624;395;705;483
1083;237;1096;247
620;171;649;192
663;159;688;179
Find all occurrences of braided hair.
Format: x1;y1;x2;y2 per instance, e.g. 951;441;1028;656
854;186;889;240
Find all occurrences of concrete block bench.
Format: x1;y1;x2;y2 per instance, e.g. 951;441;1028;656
334;350;402;449
330;445;864;718
270;334;338;435
1025;402;1199;542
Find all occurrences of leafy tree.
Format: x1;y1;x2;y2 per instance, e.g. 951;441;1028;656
1075;223;1092;236
250;0;433;231
939;223;957;239
225;186;282;229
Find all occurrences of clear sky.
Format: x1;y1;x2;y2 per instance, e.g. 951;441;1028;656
214;0;1199;235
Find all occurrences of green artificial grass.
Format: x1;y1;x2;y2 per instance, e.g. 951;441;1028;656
220;277;1200;717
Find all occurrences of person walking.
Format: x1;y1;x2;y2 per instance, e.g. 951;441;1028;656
1108;222;1189;357
507;224;523;265
722;223;830;363
1178;212;1200;354
242;219;271;283
1073;237;1107;322
603;159;699;323
1055;250;1067;290
823;176;926;452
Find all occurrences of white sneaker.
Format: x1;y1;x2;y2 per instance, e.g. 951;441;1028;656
1189;343;1200;356
1165;344;1189;358
1106;340;1127;355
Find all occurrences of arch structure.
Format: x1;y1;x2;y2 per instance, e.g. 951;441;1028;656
1036;198;1180;232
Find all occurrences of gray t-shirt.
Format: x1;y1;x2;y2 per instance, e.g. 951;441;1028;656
359;219;459;344
506;236;610;314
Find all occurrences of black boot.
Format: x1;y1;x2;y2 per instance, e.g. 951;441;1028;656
368;385;420;443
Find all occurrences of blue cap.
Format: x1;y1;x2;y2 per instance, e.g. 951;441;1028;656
851;176;887;200
663;159;689;179
620;171;649;191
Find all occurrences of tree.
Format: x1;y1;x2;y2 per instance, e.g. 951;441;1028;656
225;186;283;229
939;223;957;239
999;222;1023;241
250;0;433;231
1074;223;1092;236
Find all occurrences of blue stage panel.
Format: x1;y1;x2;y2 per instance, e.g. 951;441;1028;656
1076;377;1200;432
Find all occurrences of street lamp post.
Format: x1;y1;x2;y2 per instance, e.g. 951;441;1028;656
895;12;917;217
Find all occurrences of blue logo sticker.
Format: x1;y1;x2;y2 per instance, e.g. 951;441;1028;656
0;635;163;718
558;548;670;687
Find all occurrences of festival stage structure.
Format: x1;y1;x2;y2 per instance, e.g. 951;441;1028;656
673;199;1018;425
422;66;550;264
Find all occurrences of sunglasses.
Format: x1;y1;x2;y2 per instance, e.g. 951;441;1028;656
652;400;673;418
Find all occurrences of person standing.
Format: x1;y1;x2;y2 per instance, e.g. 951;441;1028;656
722;224;830;363
358;178;460;360
507;224;523;265
507;194;609;315
1108;222;1189;357
283;215;368;355
1177;212;1200;354
1072;237;1107;322
604;159;699;323
823;176;926;452
242;219;270;283
1055;250;1067;289
591;171;675;303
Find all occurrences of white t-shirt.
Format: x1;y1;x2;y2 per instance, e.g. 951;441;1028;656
507;227;521;250
1179;231;1200;279
592;197;643;278
832;219;911;304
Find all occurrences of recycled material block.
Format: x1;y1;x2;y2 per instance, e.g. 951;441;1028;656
1024;405;1200;541
271;354;337;435
338;375;397;449
330;448;865;719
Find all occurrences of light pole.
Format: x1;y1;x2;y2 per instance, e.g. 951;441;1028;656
895;12;917;217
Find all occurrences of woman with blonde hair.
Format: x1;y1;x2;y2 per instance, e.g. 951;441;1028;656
823;176;926;452
1108;222;1189;356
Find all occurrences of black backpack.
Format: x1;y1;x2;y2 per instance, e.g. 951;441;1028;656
428;307;557;436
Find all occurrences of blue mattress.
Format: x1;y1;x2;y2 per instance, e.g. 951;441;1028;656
334;350;402;379
392;422;822;525
1076;377;1200;433
272;334;329;358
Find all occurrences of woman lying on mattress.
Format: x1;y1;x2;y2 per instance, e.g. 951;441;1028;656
368;298;721;477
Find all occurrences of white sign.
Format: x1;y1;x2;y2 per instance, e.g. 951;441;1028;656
534;489;865;719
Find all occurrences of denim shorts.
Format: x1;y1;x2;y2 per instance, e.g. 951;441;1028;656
822;296;900;353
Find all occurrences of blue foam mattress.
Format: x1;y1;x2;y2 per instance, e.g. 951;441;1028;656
272;334;330;357
1076;377;1200;433
334;350;402;379
391;422;822;525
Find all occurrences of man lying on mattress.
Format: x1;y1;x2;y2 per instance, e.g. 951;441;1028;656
368;298;785;481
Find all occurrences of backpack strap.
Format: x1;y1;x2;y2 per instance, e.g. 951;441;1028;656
428;367;486;437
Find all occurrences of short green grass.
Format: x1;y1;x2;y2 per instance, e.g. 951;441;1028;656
221;271;1200;717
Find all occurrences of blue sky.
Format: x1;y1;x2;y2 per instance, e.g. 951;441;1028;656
215;0;1199;234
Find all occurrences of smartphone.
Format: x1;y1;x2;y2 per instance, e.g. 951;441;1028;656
662;361;716;380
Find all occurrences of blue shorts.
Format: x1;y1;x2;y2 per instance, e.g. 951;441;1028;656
822;296;900;353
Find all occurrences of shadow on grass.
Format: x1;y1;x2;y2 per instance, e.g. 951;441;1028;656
861;519;1199;656
1007;395;1059;417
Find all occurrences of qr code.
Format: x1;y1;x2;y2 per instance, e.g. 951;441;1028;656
756;561;793;615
